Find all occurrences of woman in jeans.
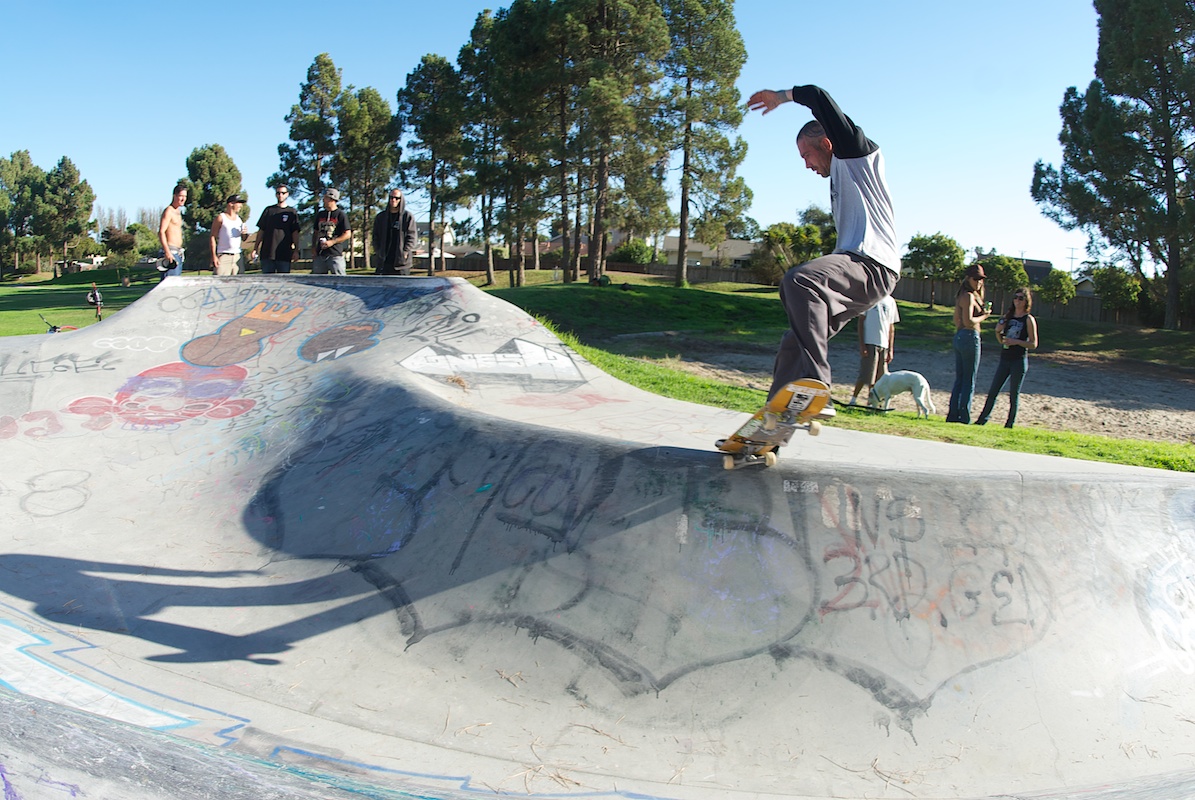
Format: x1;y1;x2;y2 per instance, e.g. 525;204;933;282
976;287;1039;428
946;263;992;423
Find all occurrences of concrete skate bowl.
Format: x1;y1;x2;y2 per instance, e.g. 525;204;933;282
1;274;1194;800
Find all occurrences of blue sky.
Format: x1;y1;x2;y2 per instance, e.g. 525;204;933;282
1;1;1098;272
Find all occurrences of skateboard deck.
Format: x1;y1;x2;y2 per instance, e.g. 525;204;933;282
716;378;830;470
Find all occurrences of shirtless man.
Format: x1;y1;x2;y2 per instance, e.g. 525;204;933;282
158;184;187;282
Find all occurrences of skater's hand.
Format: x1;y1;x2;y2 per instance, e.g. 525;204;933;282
748;89;789;115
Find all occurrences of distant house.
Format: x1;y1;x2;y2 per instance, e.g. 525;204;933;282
545;234;591;257
1022;258;1053;285
1073;273;1097;296
416;221;456;250
56;255;107;273
661;236;754;268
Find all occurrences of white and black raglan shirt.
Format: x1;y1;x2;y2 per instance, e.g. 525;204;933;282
790;85;900;274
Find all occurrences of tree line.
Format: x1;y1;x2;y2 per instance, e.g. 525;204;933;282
2;0;1191;328
0;152;96;278
0;0;749;285
261;0;751;286
748;212;1092;315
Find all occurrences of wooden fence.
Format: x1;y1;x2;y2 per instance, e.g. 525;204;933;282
889;279;1125;325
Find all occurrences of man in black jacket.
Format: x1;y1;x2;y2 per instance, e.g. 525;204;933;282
372;189;417;275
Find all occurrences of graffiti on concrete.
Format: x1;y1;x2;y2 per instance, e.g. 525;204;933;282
182;302;305;367
400;339;584;388
65;363;255;430
298;321;383;363
19;470;91;517
0;353;119;382
234;396;1072;736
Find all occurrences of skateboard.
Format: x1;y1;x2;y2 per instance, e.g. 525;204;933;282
716;378;830;470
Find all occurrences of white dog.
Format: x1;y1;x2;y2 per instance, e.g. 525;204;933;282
868;370;936;418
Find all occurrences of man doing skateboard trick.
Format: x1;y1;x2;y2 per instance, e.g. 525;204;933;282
747;85;900;416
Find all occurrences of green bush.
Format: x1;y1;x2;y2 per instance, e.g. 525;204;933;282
610;239;652;265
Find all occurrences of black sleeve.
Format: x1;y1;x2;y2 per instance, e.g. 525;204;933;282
403;212;418;259
790;85;876;159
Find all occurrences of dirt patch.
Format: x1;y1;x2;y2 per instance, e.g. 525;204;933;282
628;335;1195;445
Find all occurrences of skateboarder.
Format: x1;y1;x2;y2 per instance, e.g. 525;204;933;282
747;85;901;417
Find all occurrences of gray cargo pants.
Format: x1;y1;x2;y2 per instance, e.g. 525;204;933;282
769;252;899;399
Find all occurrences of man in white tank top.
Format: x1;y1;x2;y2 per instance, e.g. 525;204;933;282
210;195;248;276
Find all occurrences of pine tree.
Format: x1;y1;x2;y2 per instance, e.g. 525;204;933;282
1032;0;1195;329
181;144;246;233
333;86;402;269
571;0;669;281
271;54;343;213
0;151;46;276
458;10;502;285
660;0;748;286
34;157;95;278
399;55;467;276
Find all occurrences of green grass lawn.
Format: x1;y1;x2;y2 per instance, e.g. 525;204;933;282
506;277;1195;473
4;267;1192;471
0;267;165;335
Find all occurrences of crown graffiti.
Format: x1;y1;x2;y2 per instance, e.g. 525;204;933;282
244;302;305;325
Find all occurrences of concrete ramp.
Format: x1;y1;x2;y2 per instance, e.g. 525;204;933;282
1;275;1193;799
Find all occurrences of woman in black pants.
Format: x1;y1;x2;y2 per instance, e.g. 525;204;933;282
976;287;1038;428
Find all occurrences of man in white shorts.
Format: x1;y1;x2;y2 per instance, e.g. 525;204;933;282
849;293;899;406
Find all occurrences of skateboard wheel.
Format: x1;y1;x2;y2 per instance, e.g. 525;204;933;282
764;451;778;467
808;420;822;436
723;455;736;471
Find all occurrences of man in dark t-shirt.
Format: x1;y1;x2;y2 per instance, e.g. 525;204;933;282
312;188;351;276
252;184;301;274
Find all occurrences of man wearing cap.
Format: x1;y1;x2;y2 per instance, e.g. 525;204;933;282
210;195;249;276
312;188;351;276
372;189;417;275
253;185;301;274
747;84;899;417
